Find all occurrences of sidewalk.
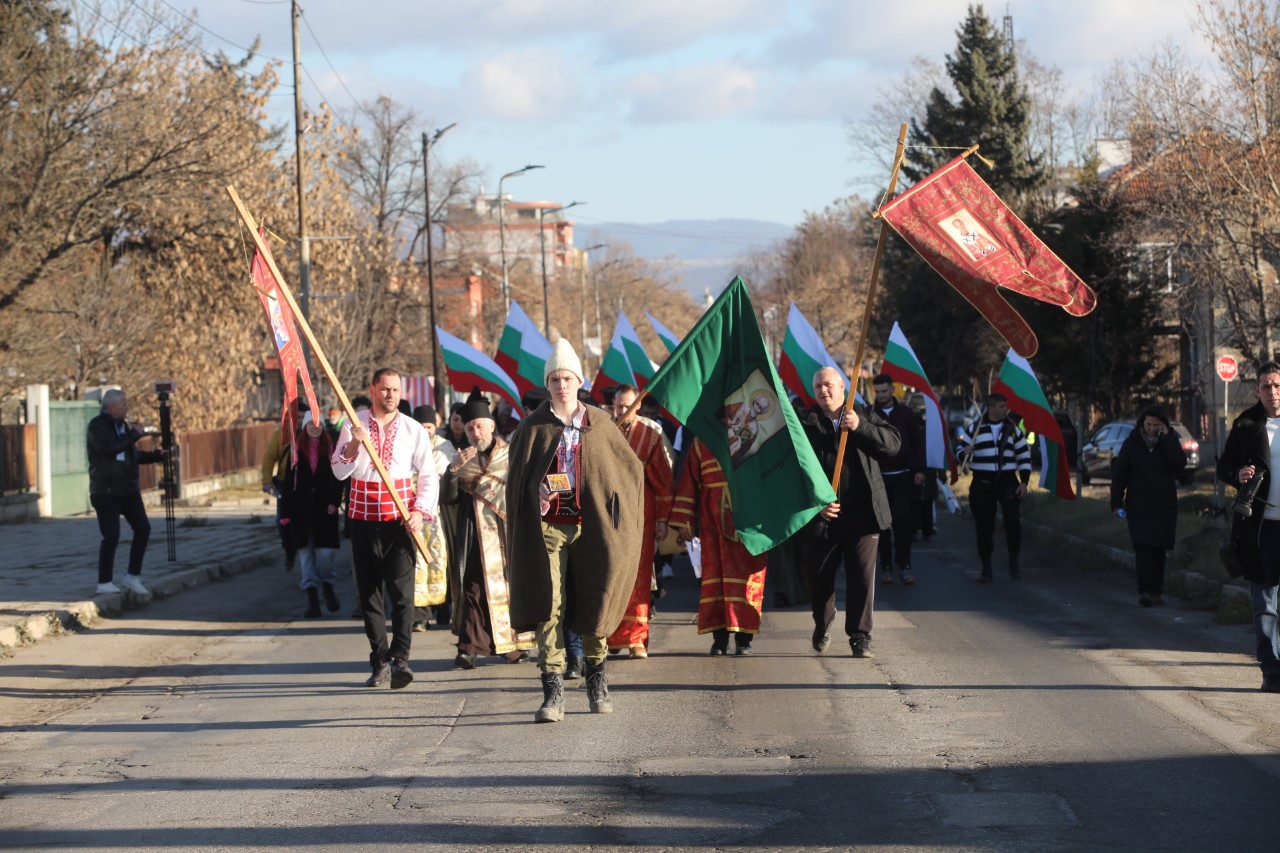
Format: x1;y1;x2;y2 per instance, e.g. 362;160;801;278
0;496;283;652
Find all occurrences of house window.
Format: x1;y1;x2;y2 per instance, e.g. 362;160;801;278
1128;243;1174;294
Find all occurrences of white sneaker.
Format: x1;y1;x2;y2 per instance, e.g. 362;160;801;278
118;575;150;596
96;582;121;595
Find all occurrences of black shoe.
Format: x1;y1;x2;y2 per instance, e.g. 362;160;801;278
454;652;476;670
850;636;874;659
507;651;531;664
586;662;613;713
365;654;390;687
284;552;296;572
1263;673;1280;693
1151;594;1165;606
535;672;565;723
322;583;340;613
979;557;993;583
734;643;754;656
304;588;321;618
811;623;831;653
389;657;413;689
412;621;428;633
564;655;585;680
710;644;728;656
1009;555;1022;580
1139;594;1152;607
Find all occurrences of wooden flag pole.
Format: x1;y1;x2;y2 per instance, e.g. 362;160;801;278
226;185;432;562
831;122;909;493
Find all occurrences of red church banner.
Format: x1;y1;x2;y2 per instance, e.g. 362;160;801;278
251;227;320;450
877;155;1097;357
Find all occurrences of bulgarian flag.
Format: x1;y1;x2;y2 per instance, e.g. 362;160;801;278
881;322;958;484
589;313;637;403
778;302;849;407
435;326;523;415
991;349;1075;500
616;312;656;388
494;300;552;399
646;311;682;354
645;277;835;555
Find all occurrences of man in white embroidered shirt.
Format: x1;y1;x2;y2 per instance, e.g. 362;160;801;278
332;368;439;689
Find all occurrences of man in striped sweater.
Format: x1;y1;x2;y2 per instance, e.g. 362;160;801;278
958;392;1032;582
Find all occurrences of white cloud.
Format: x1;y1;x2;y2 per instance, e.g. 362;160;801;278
458;49;580;121
620;61;760;123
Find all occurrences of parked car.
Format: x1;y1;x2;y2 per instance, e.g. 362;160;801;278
1078;420;1200;486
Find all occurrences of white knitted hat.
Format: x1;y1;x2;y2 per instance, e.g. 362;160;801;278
544;338;584;384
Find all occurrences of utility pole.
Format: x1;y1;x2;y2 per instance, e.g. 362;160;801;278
422;123;456;413
291;1;311;320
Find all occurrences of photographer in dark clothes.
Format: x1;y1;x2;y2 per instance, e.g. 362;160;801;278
86;389;166;597
1218;362;1280;693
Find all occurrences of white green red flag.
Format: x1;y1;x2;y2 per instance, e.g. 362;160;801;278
880;322;958;484
991;349;1075;500
590;312;639;402
778;302;849;407
250;226;319;453
644;277;836;554
646;312;681;354
616;312;656;387
877;155;1097;358
435;326;523;414
494;300;553;399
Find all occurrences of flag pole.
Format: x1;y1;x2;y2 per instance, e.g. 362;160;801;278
831;123;909;493
226;185;432;562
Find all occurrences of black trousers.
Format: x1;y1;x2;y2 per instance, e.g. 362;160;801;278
800;530;879;638
91;492;151;583
878;472;915;569
1134;544;1167;595
350;519;415;661
969;474;1022;559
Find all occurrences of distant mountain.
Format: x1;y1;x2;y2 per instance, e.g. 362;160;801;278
583;219;793;298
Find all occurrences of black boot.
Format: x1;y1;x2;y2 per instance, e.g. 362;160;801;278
364;651;390;687
534;672;565;723
322;582;340;613
304;587;322;618
564;654;585;680
979;556;993;583
585;661;613;713
1009;553;1022;579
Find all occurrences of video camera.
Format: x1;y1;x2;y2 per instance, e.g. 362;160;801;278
1233;469;1267;518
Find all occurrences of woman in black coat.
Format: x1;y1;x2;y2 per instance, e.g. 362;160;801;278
281;416;345;617
1110;405;1188;606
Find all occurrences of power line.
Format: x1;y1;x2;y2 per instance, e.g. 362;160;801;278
299;7;365;114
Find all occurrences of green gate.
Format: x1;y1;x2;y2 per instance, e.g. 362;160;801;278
50;400;101;516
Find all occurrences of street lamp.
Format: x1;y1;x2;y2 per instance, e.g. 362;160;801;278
539;200;583;338
498;164;544;311
422;122;456;412
578;243;607;372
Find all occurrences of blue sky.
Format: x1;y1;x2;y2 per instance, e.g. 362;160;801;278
154;0;1207;227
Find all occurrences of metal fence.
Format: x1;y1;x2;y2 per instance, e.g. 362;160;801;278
138;423;276;491
0;424;37;494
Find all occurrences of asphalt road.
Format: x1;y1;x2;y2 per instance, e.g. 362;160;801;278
2;512;1278;851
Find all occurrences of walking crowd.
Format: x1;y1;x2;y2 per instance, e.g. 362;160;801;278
96;341;1280;719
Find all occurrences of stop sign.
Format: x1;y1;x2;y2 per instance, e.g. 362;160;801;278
1217;355;1239;382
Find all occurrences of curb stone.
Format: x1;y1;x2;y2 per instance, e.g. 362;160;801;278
0;546;279;654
